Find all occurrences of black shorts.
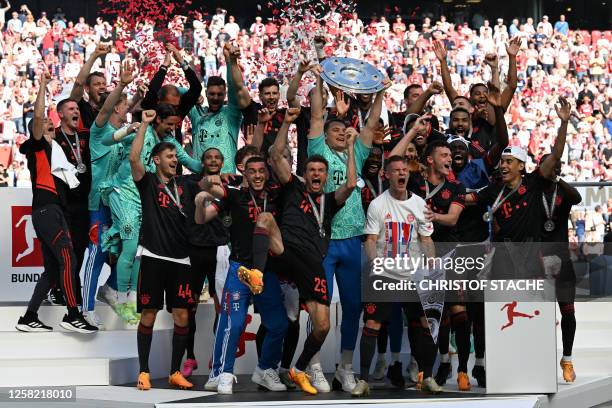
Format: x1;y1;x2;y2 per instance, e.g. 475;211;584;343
275;243;330;306
188;245;218;298
363;302;423;323
137;256;195;312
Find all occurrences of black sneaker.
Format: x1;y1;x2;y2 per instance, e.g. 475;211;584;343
47;288;66;306
60;314;98;334
472;365;486;387
387;361;406;388
16;315;53;332
435;362;451;386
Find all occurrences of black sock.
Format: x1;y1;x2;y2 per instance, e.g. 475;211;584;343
560;303;576;357
213;313;219;335
67;306;80;318
377;324;388;354
281;319;300;369
360;327;379;382
256;324;266;359
418;327;436;378
24;310;37;320
470;303;485;360
171;324;189;374
408;320;420;362
186;310;196;360
452;311;470;373
295;331;326;371
137;323;153;373
437;315;450;355
252;227;270;271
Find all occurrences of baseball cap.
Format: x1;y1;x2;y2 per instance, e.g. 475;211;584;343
447;135;470;148
502;146;528;163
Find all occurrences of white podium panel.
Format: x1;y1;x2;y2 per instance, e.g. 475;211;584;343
485;289;558;394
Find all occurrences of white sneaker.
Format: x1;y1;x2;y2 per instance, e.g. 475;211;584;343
83;310;105;330
204;375;219;391
217;372;237;394
334;364;357;392
127;290;137;304
372;358;388;380
408;357;419;383
251;366;287;391
97;284;118;307
307;363;331;392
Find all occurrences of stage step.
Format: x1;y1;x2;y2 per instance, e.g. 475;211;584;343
539;375;612;408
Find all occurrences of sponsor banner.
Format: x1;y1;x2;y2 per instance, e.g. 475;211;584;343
574;185;611;210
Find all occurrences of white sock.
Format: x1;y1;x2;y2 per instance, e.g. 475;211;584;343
341;350;353;367
440;353;450;363
127;291;137;303
562;355;572;362
117;291;128;304
391;352;401;362
279;367;289;373
377;353;387;363
309;352;321;367
476;357;485;366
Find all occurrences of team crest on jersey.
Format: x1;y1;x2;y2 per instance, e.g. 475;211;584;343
555;195;562;206
140;294;150;305
232;291;241;301
385;213;392;220
215;118;223;127
365;303;376;315
518;185;527;195
441;189;451;200
406;214;415;223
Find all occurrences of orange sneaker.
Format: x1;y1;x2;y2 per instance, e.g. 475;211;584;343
560;359;576;383
457;371;471;391
237;266;264;294
169;371;193;389
415;371;424;390
137;372;151;390
289;368;317;395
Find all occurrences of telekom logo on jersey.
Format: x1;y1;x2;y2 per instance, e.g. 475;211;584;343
11;206;43;267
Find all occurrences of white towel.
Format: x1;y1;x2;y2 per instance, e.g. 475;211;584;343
51;140;80;189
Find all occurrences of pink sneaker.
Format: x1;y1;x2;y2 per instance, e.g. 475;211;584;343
181;359;198;378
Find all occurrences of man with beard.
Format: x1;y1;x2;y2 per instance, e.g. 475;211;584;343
253;107;357;394
179;147;229;378
445;85;510;387
465;97;571;279
305;73;388;393
353;155;440;396
16;69;97;334
538;154;582;383
70;43;110;129
130;111;195;391
100;104;201;323
188;44;243;173
195;154;289;395
81;61;137;328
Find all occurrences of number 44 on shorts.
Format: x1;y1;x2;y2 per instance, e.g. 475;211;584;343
178;284;192;299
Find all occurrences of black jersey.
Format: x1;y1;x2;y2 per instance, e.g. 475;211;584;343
541;182;581;259
360;174;389;216
54;127;91;206
136;172;190;259
474;170;552;242
278;175;344;260
408;171;466;242
212;183;280;267
241;101;286;156
181;174;229;248
19;137;70;210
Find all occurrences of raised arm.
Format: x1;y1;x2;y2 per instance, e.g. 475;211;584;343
198;174;225;199
69;44;109;102
433;41;458;104
32;68;51;140
287;60;313;108
388;115;430;157
224;43;251;109
252;107;273;152
95;60;134;128
334;127;358;204
140;52;171;110
194;191;220;224
130;110;156;182
128;84;147;113
162;136;202;173
484;53;500;91
360;78;391;147
168;44;203;117
270;107;301;184
540;97;570;180
308;66;325;139
406;81;443;114
484;82;509;170
501;36;520;110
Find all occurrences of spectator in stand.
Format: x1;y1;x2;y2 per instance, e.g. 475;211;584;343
538;15;553;38
6;11;21;33
224;16;240;40
554;15;569;36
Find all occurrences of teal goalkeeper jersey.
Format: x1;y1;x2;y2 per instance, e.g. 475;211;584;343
307;133;371;240
88;121;117;211
188;65;242;174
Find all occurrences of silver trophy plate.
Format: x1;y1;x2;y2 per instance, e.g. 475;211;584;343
321;57;385;94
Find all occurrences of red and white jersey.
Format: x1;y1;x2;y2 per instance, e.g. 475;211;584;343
365;190;433;261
